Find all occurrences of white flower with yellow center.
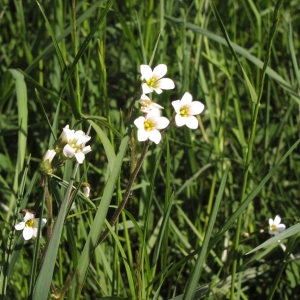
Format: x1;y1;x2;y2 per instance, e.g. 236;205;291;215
15;212;47;240
140;64;175;94
172;92;205;129
60;125;91;164
139;94;164;113
134;109;169;144
269;215;286;236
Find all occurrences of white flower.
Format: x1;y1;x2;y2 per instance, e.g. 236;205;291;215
140;64;175;94
269;215;286;236
134;109;169;144
60;125;91;164
15;212;47;240
43;149;56;163
171;92;205;129
139;94;164;113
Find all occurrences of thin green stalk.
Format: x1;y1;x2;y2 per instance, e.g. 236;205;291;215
204;171;217;234
72;0;80;109
97;139;150;245
230;1;285;298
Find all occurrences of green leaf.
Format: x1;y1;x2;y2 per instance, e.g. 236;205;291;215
88;119;116;173
6;69;28;221
68;133;130;296
183;168;229;299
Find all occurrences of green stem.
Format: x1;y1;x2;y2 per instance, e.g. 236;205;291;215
72;0;80;110
97;139;150;246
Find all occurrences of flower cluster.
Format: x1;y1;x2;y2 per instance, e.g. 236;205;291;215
135;64;205;144
40;125;91;175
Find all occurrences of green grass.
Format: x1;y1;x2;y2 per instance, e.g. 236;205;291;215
1;0;300;299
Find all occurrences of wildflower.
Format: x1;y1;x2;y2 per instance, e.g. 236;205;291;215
56;125;91;164
139;94;164;113
172;92;205;129
134;109;169;144
140;64;175;94
269;215;286;236
15;212;47;241
40;149;56;174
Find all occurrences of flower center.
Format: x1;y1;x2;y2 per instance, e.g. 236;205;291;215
270;224;278;232
68;138;83;153
25;219;35;228
146;77;158;88
179;106;189;117
144;120;155;131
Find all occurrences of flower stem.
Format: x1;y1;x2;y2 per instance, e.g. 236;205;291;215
97;139;150;246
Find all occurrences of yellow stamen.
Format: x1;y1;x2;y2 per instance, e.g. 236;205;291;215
147;78;158;88
180;106;189;117
144;120;155;131
25;219;35;228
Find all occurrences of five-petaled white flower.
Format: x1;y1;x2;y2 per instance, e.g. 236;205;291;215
172;92;205;129
140;64;175;94
139;94;164;113
15;212;47;241
134;109;169;144
269;215;286;236
60;125;92;164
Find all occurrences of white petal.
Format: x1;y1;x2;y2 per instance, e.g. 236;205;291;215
24;212;35;222
82;146;92;154
180;92;193;105
43;149;56;162
151;103;164;110
75;152;85;164
62;125;75;141
140;65;153;80
185;116;199;129
147;109;161;120
277;224;286;232
175;114;187;127
156;78;175;90
274;215;281;225
32;228;38;238
15;222;25;231
171;100;181;114
137;130;148;142
148;129;162;144
152;87;163;94
23;227;34;240
142;83;154;94
134;116;146;130
141;94;150;101
63;144;76;158
34;218;47;228
268;218;274;226
189;101;205;115
76;135;91;146
41;218;47;227
152;64;167;79
155;117;170;130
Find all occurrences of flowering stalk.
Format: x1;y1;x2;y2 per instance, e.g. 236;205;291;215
97;140;150;246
